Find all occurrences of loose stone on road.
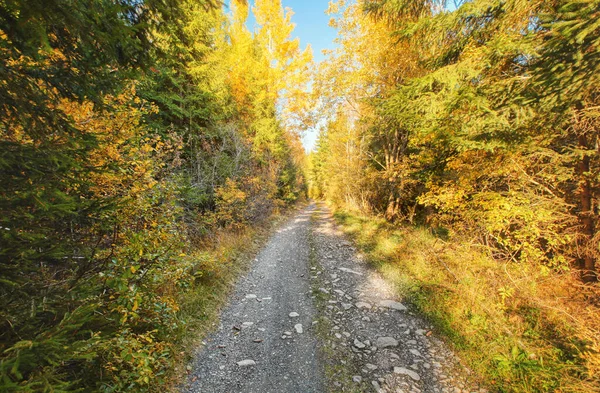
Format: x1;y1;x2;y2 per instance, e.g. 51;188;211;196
310;204;485;393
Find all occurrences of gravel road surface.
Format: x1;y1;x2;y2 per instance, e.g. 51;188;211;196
182;203;485;393
183;204;324;393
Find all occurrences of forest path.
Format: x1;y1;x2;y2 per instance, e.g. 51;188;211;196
182;203;324;393
182;203;482;393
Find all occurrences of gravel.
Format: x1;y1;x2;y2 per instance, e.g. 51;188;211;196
182;204;323;393
310;203;485;393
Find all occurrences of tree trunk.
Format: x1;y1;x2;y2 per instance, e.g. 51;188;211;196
577;134;597;282
384;142;400;221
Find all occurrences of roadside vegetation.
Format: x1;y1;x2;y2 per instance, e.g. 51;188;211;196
332;209;599;392
309;0;600;392
0;0;310;391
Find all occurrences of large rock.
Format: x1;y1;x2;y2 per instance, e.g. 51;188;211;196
394;367;421;381
376;336;398;348
379;300;407;311
353;339;367;349
338;267;363;275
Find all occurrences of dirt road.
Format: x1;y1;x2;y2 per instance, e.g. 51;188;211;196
182;203;483;393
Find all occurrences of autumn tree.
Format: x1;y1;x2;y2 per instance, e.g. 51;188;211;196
315;0;425;219
216;0;312;210
314;0;589;274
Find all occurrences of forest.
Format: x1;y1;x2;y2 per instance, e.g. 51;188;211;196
1;0;599;392
309;0;600;391
1;0;310;390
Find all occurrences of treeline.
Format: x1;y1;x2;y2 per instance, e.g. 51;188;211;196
310;0;599;391
0;0;310;391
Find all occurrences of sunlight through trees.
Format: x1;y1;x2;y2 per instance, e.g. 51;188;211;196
1;0;599;391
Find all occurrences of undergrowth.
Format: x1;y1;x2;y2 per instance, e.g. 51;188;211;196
331;208;600;393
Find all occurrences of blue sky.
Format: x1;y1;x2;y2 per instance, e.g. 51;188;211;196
229;0;338;151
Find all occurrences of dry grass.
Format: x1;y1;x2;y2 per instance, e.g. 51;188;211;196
332;209;600;393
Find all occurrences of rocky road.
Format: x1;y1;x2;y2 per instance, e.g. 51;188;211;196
182;203;484;393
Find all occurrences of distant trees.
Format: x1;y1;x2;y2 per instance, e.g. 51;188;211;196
0;0;310;390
